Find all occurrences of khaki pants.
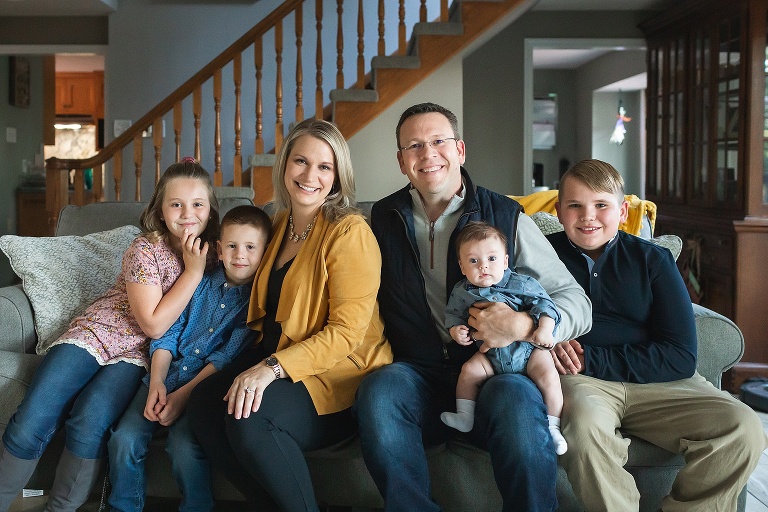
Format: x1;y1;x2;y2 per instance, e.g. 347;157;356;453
560;373;767;512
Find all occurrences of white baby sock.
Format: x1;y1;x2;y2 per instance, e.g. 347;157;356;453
548;415;568;455
441;399;476;432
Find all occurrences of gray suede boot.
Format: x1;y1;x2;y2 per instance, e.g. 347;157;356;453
0;446;39;511
45;448;102;512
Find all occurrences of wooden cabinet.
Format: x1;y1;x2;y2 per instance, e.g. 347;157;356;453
642;0;768;366
56;72;103;118
16;187;50;237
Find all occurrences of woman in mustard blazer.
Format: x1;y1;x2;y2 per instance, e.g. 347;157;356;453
189;119;392;511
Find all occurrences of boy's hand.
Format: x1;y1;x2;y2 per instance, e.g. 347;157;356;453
144;382;168;422
181;229;208;276
156;390;188;427
551;339;584;375
450;325;472;346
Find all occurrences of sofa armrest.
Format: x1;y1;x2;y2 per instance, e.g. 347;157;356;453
693;303;743;389
0;284;36;354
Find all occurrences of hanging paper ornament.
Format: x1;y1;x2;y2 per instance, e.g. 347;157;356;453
610;99;632;145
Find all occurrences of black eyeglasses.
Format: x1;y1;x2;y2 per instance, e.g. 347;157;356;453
399;138;457;153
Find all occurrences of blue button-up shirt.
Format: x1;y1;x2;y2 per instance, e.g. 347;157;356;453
143;264;255;392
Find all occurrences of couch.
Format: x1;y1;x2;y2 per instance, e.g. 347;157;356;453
0;199;747;512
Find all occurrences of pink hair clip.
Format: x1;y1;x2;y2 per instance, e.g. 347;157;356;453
180;156;196;163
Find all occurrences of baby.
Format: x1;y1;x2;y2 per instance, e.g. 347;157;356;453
442;221;567;455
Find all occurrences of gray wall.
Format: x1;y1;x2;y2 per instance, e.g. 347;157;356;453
105;0;436;202
0;55;45;286
591;90;644;196
463;10;653;196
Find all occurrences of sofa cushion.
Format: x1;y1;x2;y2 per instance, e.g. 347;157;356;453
0;225;141;353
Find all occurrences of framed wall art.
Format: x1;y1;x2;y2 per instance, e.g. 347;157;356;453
9;56;31;108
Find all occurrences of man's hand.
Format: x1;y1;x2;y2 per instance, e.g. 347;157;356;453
467;302;534;352
552;339;585;375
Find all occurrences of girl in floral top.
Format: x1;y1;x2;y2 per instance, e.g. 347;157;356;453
0;159;220;512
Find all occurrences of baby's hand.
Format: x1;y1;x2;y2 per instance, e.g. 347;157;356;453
532;328;555;349
450;325;473;346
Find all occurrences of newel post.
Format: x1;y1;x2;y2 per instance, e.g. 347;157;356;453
45;157;70;235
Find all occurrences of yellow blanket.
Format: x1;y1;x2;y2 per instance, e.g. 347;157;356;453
510;190;656;236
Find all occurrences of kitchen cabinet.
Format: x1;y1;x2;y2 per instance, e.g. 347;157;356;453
56;72;103;117
641;0;768;368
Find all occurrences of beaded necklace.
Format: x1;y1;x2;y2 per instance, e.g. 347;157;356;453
287;214;318;242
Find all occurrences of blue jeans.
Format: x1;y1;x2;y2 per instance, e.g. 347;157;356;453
108;385;213;512
2;343;145;460
353;361;558;512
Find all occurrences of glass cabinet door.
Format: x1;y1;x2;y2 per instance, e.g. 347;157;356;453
715;15;741;206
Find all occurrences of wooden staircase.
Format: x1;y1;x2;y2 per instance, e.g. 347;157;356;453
44;0;528;232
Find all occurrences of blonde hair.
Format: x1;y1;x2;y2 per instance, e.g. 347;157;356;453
272;119;358;222
140;159;220;246
560;159;625;203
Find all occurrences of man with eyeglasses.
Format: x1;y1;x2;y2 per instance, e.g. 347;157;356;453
354;102;592;512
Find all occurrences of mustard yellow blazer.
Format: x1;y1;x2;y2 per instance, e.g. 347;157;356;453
247;210;392;415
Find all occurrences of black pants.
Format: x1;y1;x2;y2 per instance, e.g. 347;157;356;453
188;347;355;512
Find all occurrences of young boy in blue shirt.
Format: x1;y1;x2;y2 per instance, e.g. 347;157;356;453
107;205;271;512
547;159;766;511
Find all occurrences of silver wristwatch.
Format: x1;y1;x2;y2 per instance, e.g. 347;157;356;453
265;355;282;379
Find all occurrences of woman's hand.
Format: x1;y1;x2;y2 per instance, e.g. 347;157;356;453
224;362;277;419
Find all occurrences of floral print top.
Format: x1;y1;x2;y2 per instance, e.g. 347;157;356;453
52;236;183;368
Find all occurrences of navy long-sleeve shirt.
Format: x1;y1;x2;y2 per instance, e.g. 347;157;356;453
547;230;697;383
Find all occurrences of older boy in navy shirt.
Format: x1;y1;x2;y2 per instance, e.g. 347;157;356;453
547;159;766;512
108;205;271;512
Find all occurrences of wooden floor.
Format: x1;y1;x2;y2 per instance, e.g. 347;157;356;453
9;409;768;512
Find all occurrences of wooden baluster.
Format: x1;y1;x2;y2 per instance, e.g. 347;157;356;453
193;86;202;162
93;163;104;202
114;148;123;201
315;0;323;119
275;19;284;150
440;0;448;22
336;0;344;89
233;53;242;186
254;37;264;154
357;0;364;88
213;68;223;186
133;134;143;201
174;102;182;162
295;4;304;122
73;168;85;206
420;0;427;22
153;118;163;183
378;0;385;56
398;0;406;56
